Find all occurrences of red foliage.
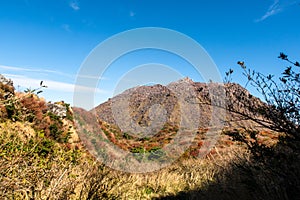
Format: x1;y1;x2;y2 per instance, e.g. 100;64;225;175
197;141;204;147
19;94;47;122
189;149;199;157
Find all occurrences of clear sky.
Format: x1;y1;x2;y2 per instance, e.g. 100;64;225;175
0;0;300;109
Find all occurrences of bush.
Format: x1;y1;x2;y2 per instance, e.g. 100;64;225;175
221;53;300;199
228;53;300;143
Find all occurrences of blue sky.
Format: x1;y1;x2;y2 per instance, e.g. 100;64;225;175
0;0;300;109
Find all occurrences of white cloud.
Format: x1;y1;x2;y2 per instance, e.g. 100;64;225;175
70;1;80;11
1;65;107;94
1;65;110;109
0;65;108;81
6;75;105;94
0;65;73;78
1;74;27;79
256;0;299;22
256;0;281;22
0;65;36;72
76;74;109;80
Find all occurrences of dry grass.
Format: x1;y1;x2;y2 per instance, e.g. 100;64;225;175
2;110;292;200
0;100;293;199
1;75;299;199
0;120;246;199
2;120;299;200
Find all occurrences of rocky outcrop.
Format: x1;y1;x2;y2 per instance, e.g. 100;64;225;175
0;74;14;100
47;102;67;118
94;77;267;132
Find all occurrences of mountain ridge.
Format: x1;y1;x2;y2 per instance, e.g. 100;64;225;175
93;77;267;132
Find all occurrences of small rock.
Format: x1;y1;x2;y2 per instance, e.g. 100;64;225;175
47;102;67;118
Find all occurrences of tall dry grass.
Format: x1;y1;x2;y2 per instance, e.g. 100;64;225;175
0;120;246;199
3;121;298;200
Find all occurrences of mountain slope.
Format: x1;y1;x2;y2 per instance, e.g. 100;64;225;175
94;77;267;131
81;77;279;160
1;74;288;199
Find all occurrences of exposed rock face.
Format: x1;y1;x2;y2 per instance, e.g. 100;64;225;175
0;74;14;99
94;77;267;132
0;74;14;86
47;102;67;118
46;102;80;144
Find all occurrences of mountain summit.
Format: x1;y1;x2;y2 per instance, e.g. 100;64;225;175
93;77;265;132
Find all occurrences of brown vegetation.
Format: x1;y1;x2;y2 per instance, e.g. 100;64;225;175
1;70;299;199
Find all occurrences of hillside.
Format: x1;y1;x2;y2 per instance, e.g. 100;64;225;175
94;77;267;129
78;77;278;162
2;74;292;199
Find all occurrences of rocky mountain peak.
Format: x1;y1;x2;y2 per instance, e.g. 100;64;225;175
177;76;194;84
94;78;266;133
